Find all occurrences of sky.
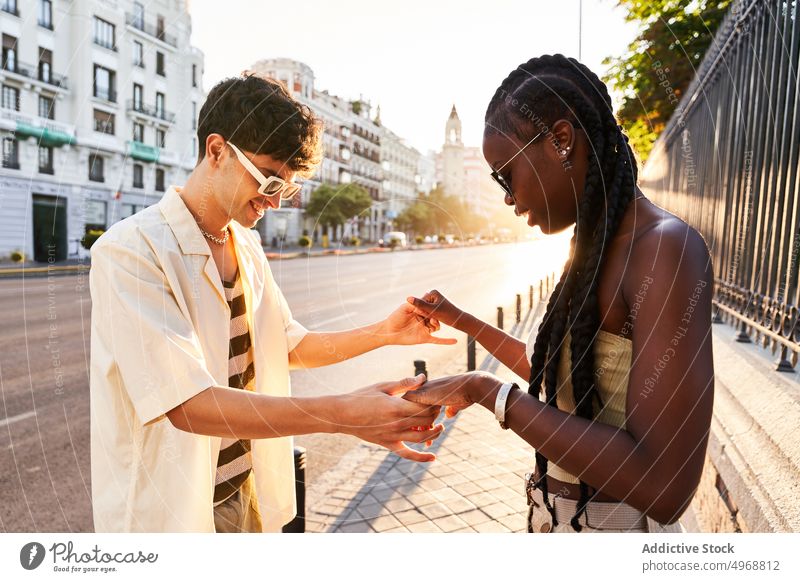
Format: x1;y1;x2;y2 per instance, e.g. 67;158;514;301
189;0;640;154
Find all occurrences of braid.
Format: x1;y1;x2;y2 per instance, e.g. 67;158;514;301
486;54;639;532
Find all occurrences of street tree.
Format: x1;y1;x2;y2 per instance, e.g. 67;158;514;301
603;0;733;162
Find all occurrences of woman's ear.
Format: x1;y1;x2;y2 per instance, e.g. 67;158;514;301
551;119;576;160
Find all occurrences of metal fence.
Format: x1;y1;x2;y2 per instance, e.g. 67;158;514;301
640;0;800;370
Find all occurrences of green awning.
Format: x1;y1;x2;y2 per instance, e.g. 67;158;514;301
14;122;44;140
14;122;76;147
128;140;160;163
41;128;76;147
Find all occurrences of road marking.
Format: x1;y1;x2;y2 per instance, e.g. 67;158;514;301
0;410;37;428
307;311;358;328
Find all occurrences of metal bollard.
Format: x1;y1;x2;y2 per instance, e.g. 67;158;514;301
467;336;476;371
529;285;534;310
497;306;504;330
414;359;428;377
539;279;544;300
516;294;522;323
282;446;307;533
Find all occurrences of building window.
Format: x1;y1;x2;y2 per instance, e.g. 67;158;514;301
2;136;19;169
156;15;166;41
121;203;138;219
93;16;116;51
1;0;18;16
132;121;144;143
133;163;143;188
38;145;53;174
93;64;116;102
191;101;197;129
93;109;115;134
84;200;106;230
156;128;165;148
155;168;165;192
155;51;165;76
88;154;104;182
192;64;197;88
38;0;52;29
38;48;52;83
133;41;144;68
132;1;144;28
38;95;54;119
132;83;143;110
155;92;164;118
2;84;20;110
2;34;17;72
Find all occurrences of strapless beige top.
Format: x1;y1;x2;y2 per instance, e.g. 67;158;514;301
524;318;632;484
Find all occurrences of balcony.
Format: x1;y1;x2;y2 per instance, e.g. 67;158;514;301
1;59;68;91
125;13;177;48
1;109;77;147
127;140;160;163
93;88;117;104
126;100;175;124
93;38;118;52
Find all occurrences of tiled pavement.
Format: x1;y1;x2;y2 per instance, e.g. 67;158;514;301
304;294;547;533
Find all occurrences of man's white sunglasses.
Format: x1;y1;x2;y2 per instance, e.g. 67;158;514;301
227;141;302;200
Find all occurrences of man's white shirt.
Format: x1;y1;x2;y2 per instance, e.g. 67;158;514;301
89;185;307;532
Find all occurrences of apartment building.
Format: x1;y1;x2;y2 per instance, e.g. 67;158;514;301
0;0;203;261
249;57;424;245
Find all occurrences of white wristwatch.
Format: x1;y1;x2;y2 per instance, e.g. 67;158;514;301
494;382;519;430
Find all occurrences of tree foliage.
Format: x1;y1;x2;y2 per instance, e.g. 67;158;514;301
395;187;483;235
305;183;372;229
603;0;733;161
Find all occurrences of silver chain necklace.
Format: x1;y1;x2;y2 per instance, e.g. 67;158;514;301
200;226;230;245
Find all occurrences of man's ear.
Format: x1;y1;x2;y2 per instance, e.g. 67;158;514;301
205;134;226;167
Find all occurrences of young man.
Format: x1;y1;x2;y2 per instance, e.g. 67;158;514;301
89;74;453;533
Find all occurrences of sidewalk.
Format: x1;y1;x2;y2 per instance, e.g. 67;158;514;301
304;297;545;533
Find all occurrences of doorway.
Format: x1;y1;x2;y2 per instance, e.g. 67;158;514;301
32;194;67;263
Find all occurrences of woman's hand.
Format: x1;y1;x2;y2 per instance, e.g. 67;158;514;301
402;371;504;419
382;302;457;346
406;290;467;330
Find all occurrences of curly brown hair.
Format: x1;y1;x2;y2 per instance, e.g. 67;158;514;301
197;73;322;178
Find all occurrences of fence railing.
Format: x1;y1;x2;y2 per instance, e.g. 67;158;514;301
640;0;800;371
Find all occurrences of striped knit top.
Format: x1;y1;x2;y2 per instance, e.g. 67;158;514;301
214;272;256;507
525;321;632;484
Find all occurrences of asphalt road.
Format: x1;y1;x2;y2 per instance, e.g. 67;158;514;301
0;236;569;532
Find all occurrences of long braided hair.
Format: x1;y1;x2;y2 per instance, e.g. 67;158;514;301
485;54;639;531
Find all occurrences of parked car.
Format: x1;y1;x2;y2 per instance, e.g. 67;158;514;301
381;231;407;248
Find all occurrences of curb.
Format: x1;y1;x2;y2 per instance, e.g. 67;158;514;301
0;264;90;276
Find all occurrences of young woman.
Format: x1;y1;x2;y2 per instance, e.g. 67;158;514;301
405;54;715;533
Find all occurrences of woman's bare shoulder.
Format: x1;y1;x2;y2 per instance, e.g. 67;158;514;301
623;203;713;300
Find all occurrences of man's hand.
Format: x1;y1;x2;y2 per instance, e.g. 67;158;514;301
381;303;457;346
337;374;445;462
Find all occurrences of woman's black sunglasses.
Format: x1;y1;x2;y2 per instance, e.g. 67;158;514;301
489;129;545;202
